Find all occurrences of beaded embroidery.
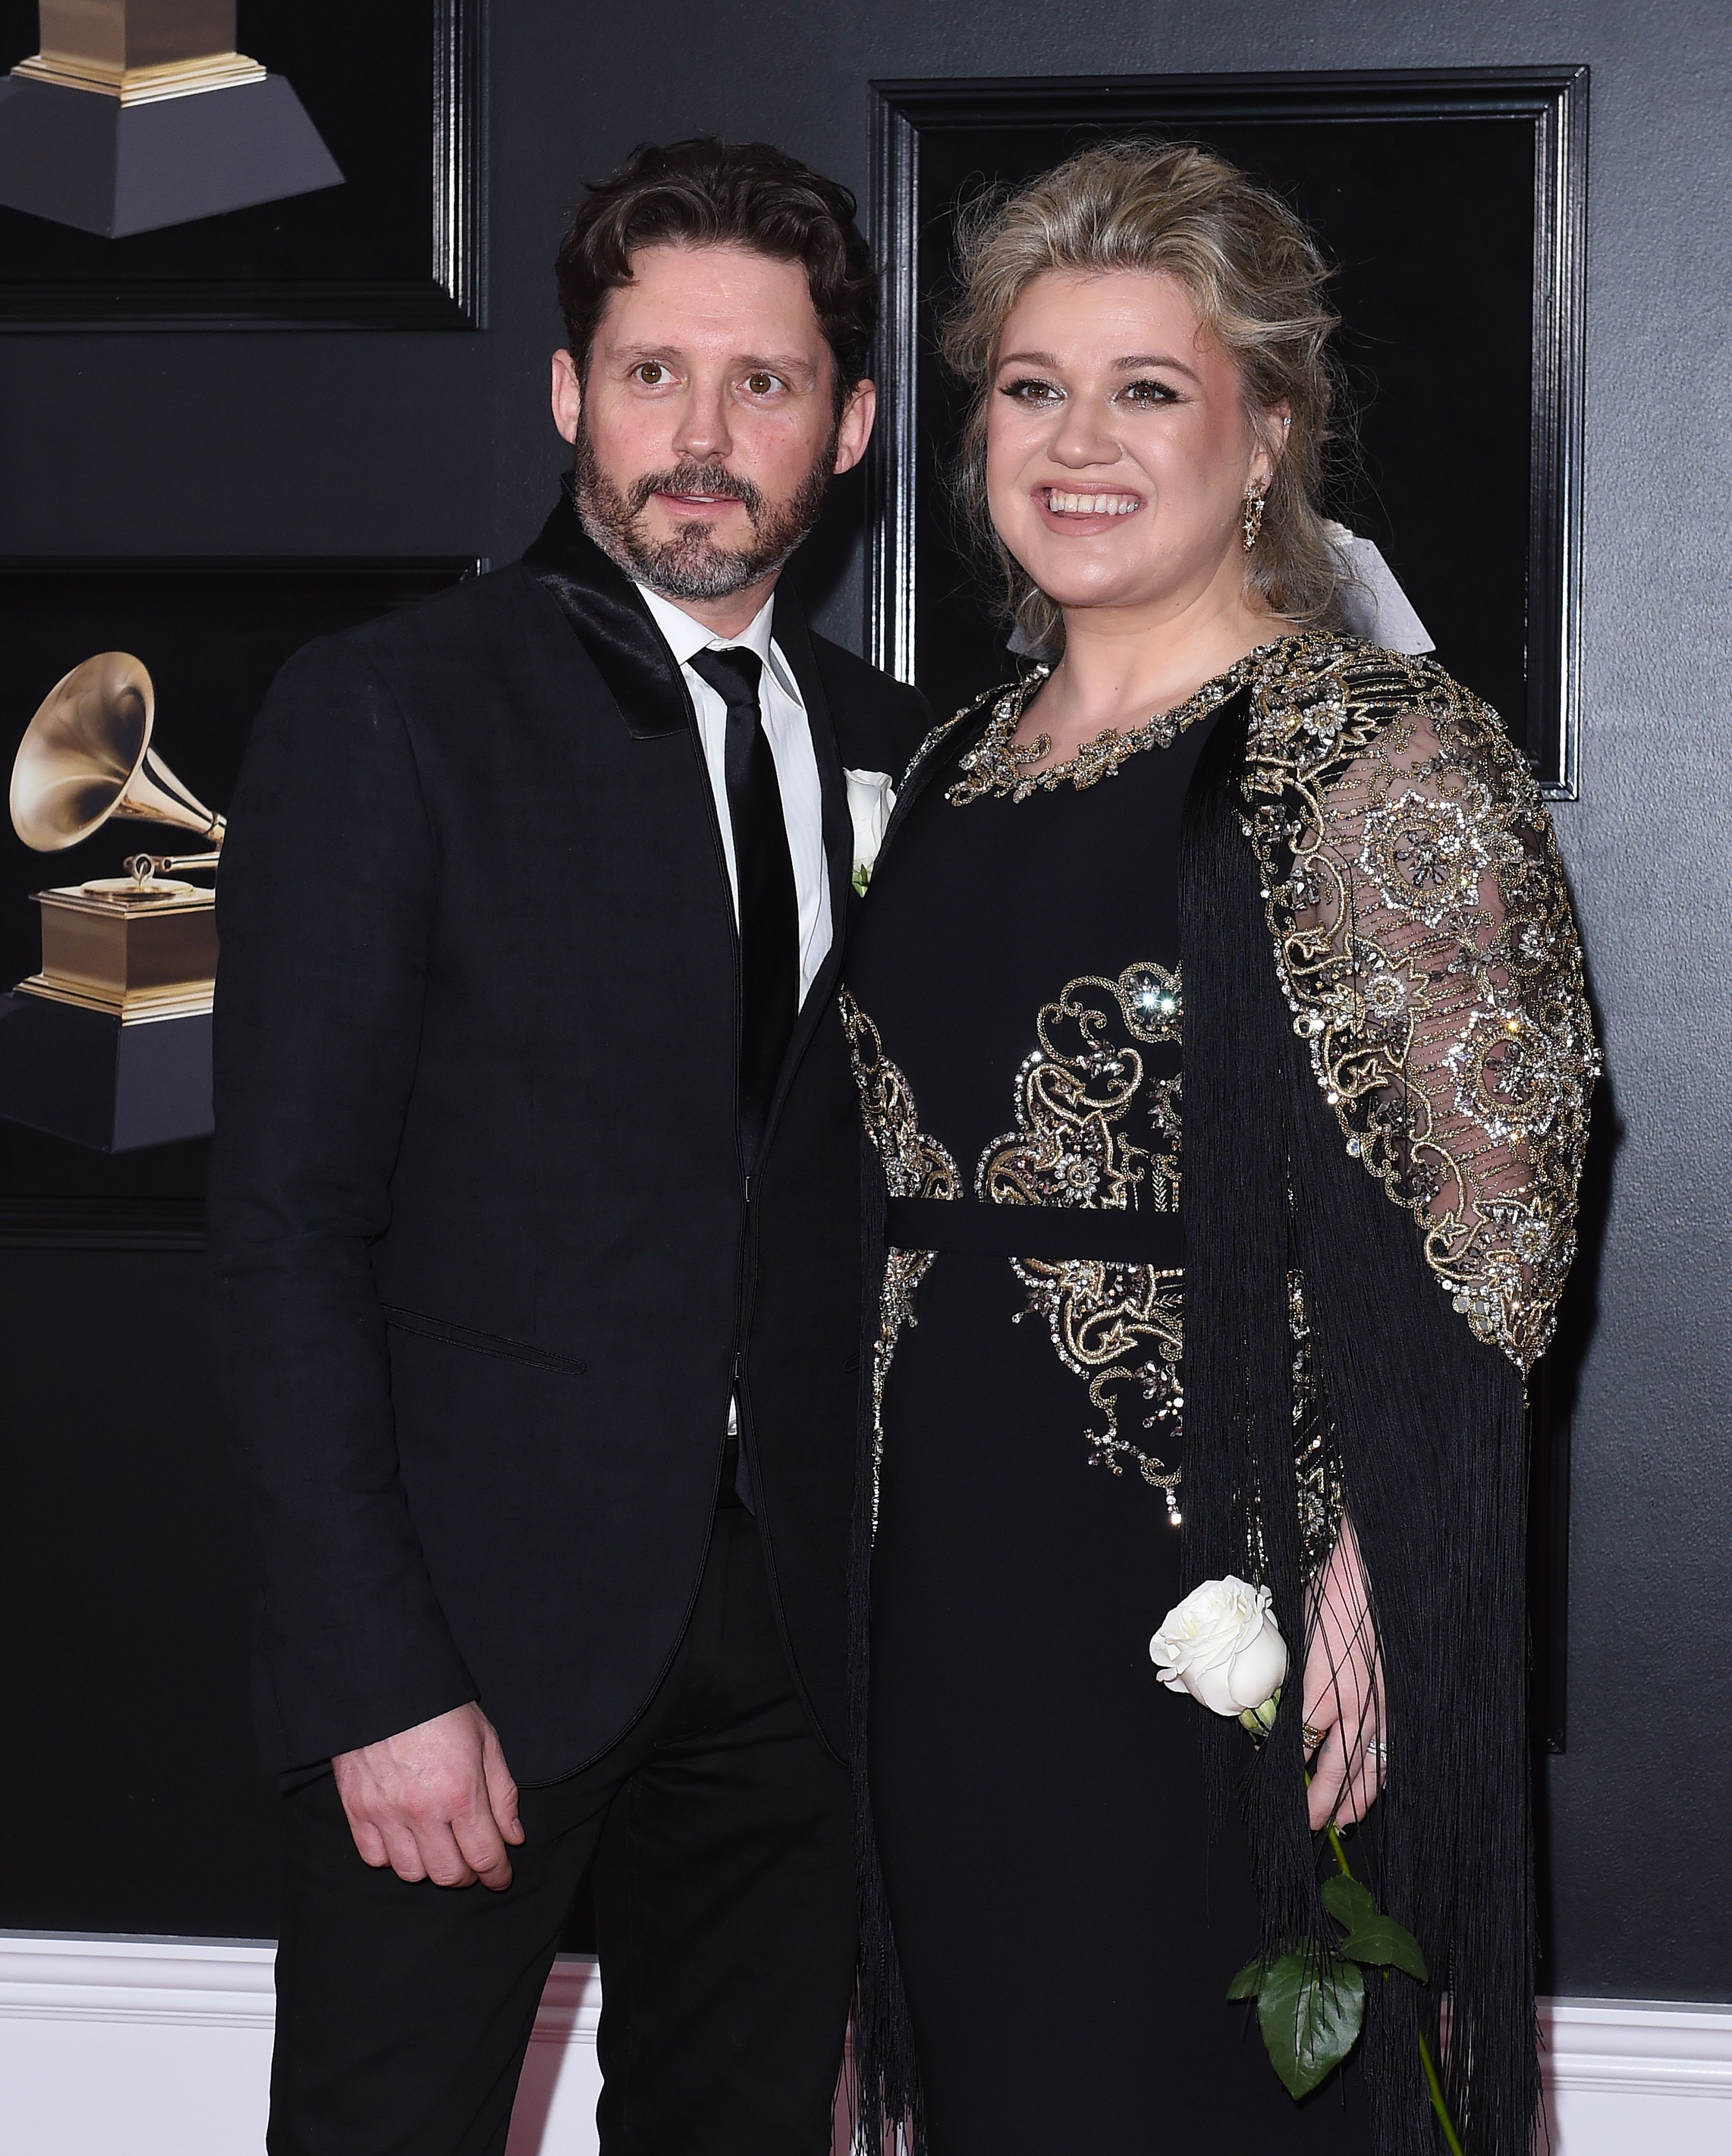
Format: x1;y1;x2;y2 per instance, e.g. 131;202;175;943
934;636;1596;1370
1236;634;1598;1370
975;964;1186;1519
944;641;1293;805
839;987;958;1532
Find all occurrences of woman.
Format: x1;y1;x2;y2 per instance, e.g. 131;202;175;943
843;142;1595;2156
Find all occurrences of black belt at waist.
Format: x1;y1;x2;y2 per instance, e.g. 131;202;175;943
884;1196;1183;1268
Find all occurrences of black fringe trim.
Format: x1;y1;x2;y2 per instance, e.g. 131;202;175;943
1182;708;1538;2156
848;1130;927;2156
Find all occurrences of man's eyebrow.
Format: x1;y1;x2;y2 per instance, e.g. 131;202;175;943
609;342;819;379
735;352;820;379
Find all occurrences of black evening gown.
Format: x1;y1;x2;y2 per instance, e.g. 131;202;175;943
843;665;1373;2154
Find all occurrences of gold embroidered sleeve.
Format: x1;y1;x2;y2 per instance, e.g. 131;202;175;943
1244;645;1598;1370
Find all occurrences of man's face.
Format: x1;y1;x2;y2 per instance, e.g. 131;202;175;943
552;242;875;610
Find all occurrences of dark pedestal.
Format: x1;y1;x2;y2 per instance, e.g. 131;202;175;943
0;73;342;238
0;992;212;1151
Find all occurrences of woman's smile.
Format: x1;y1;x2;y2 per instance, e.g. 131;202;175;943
1036;485;1145;522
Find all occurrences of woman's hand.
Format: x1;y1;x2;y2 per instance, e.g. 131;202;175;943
1302;1516;1387;1830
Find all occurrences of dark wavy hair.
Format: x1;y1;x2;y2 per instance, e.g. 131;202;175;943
556;137;877;411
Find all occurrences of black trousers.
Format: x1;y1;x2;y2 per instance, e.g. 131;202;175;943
268;1508;856;2155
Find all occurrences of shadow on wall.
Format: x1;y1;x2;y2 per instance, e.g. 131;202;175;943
1531;937;1621;1995
1548;935;1621;1434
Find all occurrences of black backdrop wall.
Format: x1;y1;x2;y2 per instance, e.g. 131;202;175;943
1;0;1727;2001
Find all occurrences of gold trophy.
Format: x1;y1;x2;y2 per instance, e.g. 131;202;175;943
9;651;224;1020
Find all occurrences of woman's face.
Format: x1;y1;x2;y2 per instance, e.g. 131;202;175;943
985;267;1277;621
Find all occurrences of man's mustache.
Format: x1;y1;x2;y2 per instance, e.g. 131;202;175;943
627;462;764;522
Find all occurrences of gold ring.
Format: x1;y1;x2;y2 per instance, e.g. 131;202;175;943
1301;1723;1328;1750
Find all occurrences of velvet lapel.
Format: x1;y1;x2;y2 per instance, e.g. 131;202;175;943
521;485;694;740
761;582;852;1144
523;485;853;1159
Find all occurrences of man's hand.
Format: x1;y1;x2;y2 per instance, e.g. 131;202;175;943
332;1703;524;1890
1302;1517;1388;1832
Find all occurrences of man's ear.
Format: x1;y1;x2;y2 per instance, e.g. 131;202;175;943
551;349;583;446
833;378;877;476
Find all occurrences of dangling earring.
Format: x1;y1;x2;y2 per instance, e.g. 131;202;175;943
1242;485;1267;552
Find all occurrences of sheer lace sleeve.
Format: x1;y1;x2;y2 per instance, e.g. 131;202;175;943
1240;640;1599;1370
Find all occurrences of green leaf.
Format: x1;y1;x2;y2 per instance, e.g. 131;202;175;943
1319;1873;1380;1934
1257;1952;1366;2099
1334;1916;1429;1984
1226;1956;1266;2001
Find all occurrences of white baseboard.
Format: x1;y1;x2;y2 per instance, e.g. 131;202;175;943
3;1932;1728;2154
1543;1997;1732;2155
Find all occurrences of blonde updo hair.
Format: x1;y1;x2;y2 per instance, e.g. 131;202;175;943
941;139;1350;656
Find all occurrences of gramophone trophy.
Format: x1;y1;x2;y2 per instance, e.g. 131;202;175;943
11;650;224;1016
0;652;225;1149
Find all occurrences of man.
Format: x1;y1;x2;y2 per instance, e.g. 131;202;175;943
209;137;929;2155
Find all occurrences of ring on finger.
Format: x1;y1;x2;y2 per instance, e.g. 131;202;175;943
1364;1737;1389;1763
1301;1722;1329;1750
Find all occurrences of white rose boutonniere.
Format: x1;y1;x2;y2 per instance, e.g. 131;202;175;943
844;768;896;895
1150;1574;1289;1733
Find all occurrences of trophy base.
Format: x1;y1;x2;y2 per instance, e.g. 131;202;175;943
26;881;218;1021
0;991;212;1152
0;70;341;237
12;49;265;107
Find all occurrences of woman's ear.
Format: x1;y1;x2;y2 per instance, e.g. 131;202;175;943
1249;402;1292;491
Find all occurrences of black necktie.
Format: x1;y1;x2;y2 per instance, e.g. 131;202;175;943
688;646;799;1183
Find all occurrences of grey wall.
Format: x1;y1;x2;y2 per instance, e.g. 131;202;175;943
2;0;1726;2000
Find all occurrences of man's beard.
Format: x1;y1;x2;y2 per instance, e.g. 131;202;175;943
571;418;835;603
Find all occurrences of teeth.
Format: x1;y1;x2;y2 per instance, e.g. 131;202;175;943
1046;491;1141;516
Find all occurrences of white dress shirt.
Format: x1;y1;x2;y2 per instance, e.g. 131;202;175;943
638;584;832;1474
637;584;833;1008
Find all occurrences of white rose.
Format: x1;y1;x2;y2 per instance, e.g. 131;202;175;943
844;768;895;893
1150;1575;1289;1718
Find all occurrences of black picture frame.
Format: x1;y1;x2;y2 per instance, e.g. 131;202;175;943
867;67;1589;797
0;0;487;330
0;554;483;1247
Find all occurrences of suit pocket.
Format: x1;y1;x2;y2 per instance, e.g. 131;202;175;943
381;1305;586;1376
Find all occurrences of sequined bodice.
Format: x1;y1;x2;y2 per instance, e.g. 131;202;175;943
842;682;1239;1516
844;684;1231;1194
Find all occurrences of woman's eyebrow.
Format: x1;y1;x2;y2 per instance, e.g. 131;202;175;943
993;349;1203;383
1114;352;1202;382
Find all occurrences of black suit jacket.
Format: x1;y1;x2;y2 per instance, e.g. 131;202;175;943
207;495;930;1781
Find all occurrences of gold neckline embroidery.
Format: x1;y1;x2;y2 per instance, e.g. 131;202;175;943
946;636;1300;805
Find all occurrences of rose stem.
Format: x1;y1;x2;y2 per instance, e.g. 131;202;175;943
1321;1806;1467;2156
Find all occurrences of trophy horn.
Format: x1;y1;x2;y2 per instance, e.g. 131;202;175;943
9;651;225;855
